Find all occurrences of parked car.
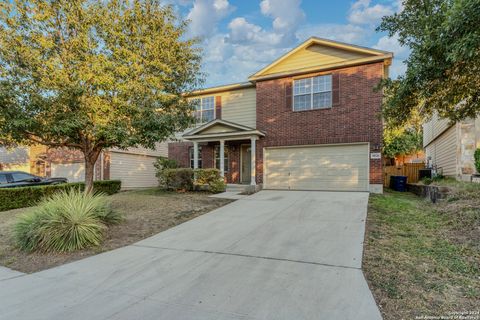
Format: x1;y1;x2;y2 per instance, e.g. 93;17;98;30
0;171;68;188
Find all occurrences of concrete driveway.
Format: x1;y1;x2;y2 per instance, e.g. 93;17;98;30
0;191;381;320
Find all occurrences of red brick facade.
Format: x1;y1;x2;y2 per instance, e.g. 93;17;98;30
168;141;193;168
255;62;384;185
169;62;384;187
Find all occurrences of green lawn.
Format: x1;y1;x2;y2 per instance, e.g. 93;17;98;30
364;187;479;320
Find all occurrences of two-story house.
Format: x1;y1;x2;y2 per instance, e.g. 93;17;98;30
169;37;392;193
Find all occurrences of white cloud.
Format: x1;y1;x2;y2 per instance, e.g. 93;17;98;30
201;33;286;85
260;0;305;32
348;0;394;25
374;34;409;78
195;0;408;86
191;0;304;87
374;35;408;58
203;34;233;63
227;17;283;46
296;24;368;44
186;0;235;38
204;0;306;84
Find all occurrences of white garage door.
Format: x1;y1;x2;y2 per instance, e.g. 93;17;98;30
51;162;85;182
264;144;369;191
110;152;158;189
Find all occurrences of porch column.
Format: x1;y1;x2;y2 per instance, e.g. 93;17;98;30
219;139;225;178
250;137;256;185
193;141;199;169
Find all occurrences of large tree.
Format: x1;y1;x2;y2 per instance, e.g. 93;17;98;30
378;0;480;127
0;0;202;192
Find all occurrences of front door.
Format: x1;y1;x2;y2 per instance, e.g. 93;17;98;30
241;145;251;184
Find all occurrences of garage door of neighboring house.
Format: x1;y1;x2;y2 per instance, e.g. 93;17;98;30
110;152;158;189
51;162;85;182
264;144;369;191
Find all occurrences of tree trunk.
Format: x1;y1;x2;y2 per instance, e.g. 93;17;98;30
84;149;101;194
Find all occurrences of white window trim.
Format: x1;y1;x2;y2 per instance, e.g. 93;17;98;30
193;96;216;125
292;75;332;112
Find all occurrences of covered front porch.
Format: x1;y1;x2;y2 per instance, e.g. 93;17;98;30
182;119;265;186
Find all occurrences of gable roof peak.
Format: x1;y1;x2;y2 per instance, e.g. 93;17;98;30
249;36;393;81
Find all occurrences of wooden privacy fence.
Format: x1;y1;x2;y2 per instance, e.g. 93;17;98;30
383;163;425;187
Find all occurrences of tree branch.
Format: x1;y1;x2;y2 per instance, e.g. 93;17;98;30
25;132;83;149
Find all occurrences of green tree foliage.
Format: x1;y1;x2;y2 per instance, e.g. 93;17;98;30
0;0;202;192
383;127;423;158
378;0;480;127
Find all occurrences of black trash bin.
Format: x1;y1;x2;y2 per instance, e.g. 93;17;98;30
390;175;407;192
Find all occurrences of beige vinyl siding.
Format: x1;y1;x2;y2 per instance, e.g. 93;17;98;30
425;126;457;176
262;44;370;76
423;113;452;147
110;142;168;158
51;162;85;182
110;152;158;189
221;88;256;128
264;144;369;191
192;88;256;128
201;124;238;134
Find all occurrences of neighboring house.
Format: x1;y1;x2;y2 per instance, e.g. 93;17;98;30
169;37;392;193
423;113;479;180
0;146;30;172
0;143;168;189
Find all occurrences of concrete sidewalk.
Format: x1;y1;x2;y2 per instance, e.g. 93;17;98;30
0;266;24;281
0;191;381;320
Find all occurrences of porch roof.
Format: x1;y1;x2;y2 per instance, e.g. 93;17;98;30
182;119;265;142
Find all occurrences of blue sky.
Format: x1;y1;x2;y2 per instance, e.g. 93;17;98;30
171;0;408;87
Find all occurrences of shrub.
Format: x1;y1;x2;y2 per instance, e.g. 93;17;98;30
159;168;226;193
162;168;194;191
90;180;122;195
194;168;220;184
155;157;179;185
0;180;121;212
14;189;121;252
194;168;225;193
154;157;178;175
474;148;480;174
208;179;226;193
422;177;433;185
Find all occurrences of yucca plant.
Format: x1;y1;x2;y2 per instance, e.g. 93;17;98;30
14;189;122;252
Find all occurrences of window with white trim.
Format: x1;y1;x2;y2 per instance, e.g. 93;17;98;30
214;145;229;172
293;74;332;111
192;96;215;124
189;146;202;168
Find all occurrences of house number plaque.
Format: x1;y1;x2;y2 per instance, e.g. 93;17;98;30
370;152;381;159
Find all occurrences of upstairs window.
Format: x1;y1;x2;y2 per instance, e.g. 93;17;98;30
192;96;215;124
293;74;332;111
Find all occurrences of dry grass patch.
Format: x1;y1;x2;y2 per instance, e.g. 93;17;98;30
364;189;479;320
0;189;232;273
